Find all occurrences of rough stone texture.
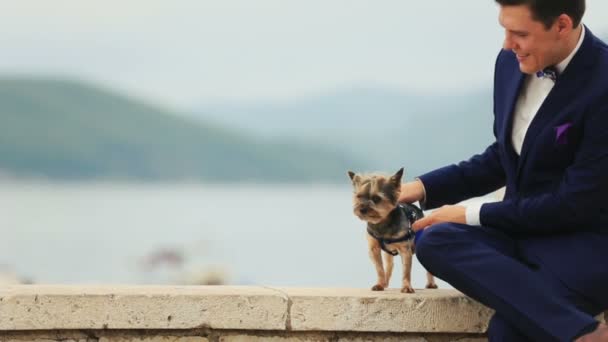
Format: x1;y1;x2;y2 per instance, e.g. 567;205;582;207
218;333;483;342
0;333;487;342
0;285;287;331
1;340;69;342
335;337;427;342
284;288;494;333
220;334;331;342
0;338;92;342
1;285;604;341
1;340;61;342
99;338;207;342
0;337;207;342
0;331;94;342
0;286;496;333
220;336;427;342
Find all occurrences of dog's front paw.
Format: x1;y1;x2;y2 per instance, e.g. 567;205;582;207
426;283;438;289
400;285;415;293
371;284;385;291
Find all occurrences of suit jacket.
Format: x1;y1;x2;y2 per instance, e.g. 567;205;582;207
419;26;608;236
417;27;608;304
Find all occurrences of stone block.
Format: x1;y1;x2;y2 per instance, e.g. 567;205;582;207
0;285;287;331
281;288;493;333
99;337;207;342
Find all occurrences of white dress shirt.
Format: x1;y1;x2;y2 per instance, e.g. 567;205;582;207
464;25;586;226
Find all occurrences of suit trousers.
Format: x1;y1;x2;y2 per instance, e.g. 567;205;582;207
415;222;605;341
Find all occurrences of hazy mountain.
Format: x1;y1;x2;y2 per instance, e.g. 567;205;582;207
193;86;496;178
0;78;367;182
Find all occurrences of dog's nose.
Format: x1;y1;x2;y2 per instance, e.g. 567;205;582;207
359;207;369;215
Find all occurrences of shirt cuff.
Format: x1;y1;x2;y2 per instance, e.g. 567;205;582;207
465;203;483;226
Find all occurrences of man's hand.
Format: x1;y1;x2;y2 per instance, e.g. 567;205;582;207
399;180;426;203
412;205;466;232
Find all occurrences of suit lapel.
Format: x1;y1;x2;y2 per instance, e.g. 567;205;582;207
515;26;597;180
501;61;525;170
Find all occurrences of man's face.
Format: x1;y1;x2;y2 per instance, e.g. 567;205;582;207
499;5;562;74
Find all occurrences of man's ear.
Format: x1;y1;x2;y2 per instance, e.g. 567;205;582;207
555;14;574;34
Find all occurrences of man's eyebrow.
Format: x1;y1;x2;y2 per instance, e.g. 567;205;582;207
508;29;529;35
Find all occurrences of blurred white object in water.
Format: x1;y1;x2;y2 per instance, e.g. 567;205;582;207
177;264;231;285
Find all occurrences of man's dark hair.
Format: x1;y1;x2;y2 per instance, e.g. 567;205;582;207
495;0;585;29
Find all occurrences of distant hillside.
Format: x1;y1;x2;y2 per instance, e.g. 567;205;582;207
0;78;367;182
193;86;495;178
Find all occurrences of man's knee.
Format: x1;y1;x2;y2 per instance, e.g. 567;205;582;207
415;222;462;267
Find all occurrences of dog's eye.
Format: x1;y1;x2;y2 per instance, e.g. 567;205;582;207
371;195;382;204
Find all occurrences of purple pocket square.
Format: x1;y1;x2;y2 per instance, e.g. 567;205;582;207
555;122;573;145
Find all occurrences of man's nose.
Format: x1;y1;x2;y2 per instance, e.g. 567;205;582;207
503;34;515;50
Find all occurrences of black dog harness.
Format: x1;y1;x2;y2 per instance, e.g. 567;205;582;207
366;204;421;256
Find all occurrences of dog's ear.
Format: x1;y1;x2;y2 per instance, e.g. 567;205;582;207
390;168;404;186
347;171;359;185
347;171;355;180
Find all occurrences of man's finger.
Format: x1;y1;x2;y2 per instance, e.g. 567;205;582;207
412;216;431;231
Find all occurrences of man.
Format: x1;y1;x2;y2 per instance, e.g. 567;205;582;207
398;0;608;341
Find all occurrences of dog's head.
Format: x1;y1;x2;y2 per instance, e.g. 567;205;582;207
347;168;404;224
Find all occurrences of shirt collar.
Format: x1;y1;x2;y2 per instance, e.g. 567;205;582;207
555;24;585;74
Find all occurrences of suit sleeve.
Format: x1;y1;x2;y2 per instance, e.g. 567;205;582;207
480;101;608;234
418;141;506;210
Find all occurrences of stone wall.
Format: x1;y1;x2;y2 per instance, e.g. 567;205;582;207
0;285;601;342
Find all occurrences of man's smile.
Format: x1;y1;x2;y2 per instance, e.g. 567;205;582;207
515;53;530;61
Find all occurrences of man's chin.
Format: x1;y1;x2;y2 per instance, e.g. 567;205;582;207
518;63;537;75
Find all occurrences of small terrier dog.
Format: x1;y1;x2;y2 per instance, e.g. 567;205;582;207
348;168;437;293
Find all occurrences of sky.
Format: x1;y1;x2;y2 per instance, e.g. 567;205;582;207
2;0;607;109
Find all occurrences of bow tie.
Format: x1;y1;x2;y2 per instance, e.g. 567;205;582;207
536;66;558;82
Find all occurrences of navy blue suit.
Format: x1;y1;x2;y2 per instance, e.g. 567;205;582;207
415;27;608;341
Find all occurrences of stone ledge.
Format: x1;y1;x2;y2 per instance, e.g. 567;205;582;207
0;330;484;342
0;286;496;334
0;285;288;331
